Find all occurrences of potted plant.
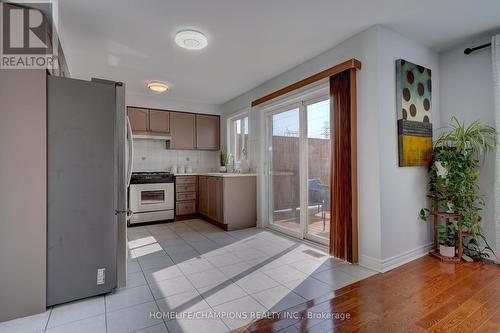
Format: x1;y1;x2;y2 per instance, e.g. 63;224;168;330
419;117;498;260
437;223;457;257
219;147;228;172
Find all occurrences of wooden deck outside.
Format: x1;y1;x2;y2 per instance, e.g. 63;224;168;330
233;256;500;333
273;210;330;240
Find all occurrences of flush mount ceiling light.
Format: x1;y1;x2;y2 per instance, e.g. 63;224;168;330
175;29;208;50
147;81;169;93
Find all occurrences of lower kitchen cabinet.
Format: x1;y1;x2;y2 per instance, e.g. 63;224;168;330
176;200;196;215
175;176;197;216
198;176;209;216
198;175;223;223
199;175;222;221
207;176;223;223
175;175;256;230
198;175;256;231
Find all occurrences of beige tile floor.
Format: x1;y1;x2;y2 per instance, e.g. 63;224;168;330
0;219;376;333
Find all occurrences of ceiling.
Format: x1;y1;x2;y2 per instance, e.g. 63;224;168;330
58;0;500;107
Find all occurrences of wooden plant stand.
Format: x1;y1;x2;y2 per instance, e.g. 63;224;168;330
430;209;468;262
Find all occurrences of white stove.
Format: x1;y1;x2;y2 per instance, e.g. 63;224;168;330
128;172;175;225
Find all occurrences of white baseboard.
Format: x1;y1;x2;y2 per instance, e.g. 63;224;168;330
360;242;434;273
359;254;383;272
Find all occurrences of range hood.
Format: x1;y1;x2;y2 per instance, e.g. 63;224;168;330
132;131;172;141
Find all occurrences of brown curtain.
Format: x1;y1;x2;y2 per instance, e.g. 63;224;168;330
330;70;357;263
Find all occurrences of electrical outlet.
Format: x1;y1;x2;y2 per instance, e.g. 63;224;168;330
97;268;105;285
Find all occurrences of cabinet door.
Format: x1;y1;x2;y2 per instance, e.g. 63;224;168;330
128;107;149;131
207;177;223;222
176;201;196;215
196;114;220;150
170;112;195;149
198;176;209;216
176;184;196;193
149;110;170;133
176;176;196;185
207;177;217;220
216;177;223;222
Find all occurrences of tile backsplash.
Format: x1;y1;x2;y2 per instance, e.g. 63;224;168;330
132;140;219;173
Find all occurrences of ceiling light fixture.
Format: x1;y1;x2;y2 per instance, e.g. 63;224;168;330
175;29;208;50
147;81;169;93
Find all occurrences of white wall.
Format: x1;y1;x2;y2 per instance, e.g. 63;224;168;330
221;25;441;272
440;32;498;251
222;25;384;269
377;27;439;270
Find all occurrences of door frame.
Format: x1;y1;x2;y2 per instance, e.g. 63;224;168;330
260;83;330;245
264;101;303;240
303;95;331;245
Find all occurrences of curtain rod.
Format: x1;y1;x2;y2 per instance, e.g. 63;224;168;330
251;58;361;107
464;42;491;55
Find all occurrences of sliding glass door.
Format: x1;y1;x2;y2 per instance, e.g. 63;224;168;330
305;99;331;243
267;106;301;235
265;93;331;245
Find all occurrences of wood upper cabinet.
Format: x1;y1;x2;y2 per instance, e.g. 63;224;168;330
149;110;170;133
128;106;219;151
169;112;195;149
127;107;170;133
128;107;149;131
196;114;220;150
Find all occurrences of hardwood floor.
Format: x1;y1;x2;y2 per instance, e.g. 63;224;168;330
234;256;500;333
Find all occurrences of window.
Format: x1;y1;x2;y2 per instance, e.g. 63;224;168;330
228;113;249;163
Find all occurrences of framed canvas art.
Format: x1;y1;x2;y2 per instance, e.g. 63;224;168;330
396;59;432;167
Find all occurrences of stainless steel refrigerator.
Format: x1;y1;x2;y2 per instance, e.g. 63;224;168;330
47;76;130;306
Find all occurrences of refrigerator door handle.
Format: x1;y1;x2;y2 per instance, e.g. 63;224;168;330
126;116;134;187
115;209;133;216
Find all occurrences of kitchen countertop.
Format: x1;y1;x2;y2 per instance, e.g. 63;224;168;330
173;172;257;178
